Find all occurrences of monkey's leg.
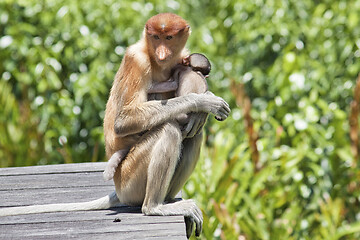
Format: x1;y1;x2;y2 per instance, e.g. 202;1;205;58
113;122;184;205
139;121;203;237
166;132;203;200
164;112;208;199
166;131;204;238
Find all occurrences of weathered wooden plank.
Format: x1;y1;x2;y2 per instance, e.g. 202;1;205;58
1;187;181;207
0;169;181;206
1;230;187;240
0;185;115;207
0;164;114;207
0;209;185;225
0;163;187;239
0;172;112;190
0;219;186;239
0;162;107;176
4;233;186;240
10;231;187;240
72;232;186;240
0;209;186;239
0;220;185;234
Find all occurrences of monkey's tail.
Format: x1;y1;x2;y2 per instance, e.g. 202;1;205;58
0;191;120;217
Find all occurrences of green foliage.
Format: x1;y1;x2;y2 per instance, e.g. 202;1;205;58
1;0;360;239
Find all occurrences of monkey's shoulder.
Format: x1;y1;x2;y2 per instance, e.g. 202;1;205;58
125;40;151;70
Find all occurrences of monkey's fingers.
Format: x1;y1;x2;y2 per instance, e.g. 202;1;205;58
201;92;230;119
193;113;208;136
184;216;194;239
217;101;231;120
223;101;231;116
188;120;201;138
182;116;196;138
182;55;190;66
194;206;203;237
183;113;204;138
215;116;224;121
215;107;230;121
194;113;208;134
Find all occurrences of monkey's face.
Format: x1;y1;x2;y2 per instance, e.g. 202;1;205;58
145;13;190;67
146;30;189;66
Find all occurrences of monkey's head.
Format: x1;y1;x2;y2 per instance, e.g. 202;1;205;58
187;53;211;76
145;13;190;67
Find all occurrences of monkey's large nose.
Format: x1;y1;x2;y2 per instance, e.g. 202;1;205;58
156;45;170;61
158;52;166;61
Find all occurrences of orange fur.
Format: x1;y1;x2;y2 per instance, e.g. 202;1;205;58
104;13;189;160
145;13;190;37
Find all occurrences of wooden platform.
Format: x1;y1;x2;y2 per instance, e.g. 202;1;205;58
0;162;187;239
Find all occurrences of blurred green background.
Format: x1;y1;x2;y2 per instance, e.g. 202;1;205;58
1;0;360;239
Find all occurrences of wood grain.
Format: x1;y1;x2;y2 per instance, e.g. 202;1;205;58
0;163;186;239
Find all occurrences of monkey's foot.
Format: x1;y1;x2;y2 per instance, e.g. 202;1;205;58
142;199;203;238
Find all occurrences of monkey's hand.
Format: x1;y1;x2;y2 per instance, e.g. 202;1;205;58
181;112;208;139
182;55;190;66
148;79;179;94
190;91;230;121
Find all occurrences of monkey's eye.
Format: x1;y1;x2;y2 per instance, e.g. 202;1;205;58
166;36;173;40
153;35;160;40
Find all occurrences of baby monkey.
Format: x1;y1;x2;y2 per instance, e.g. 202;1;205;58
103;53;211;181
149;53;210;96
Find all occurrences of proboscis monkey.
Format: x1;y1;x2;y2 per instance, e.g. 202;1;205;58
0;13;230;238
103;53;211;181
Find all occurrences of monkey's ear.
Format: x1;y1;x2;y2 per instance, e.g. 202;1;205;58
145;24;153;34
184;25;191;34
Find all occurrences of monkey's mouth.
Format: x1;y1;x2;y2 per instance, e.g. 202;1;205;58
156;57;170;65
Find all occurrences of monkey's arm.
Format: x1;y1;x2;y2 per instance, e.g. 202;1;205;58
112;52;230;138
114;92;229;137
147;64;191;94
148;80;178;94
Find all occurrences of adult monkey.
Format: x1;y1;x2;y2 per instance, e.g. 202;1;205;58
103;53;212;181
0;13;230;238
105;13;229;237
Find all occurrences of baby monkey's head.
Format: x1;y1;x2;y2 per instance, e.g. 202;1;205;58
184;53;211;77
